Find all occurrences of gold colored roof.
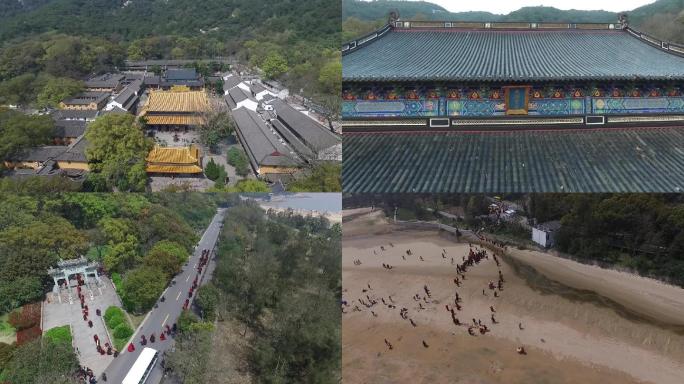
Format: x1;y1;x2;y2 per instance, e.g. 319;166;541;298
146;164;203;174
146;145;200;165
145;115;206;126
142;90;209;113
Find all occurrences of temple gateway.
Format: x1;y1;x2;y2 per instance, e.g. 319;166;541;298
342;15;684;130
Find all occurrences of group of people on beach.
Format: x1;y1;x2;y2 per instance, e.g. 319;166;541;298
344;236;528;356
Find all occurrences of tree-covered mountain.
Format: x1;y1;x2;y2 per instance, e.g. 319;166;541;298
343;0;684;43
0;0;340;107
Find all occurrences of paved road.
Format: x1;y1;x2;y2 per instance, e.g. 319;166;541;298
102;208;225;383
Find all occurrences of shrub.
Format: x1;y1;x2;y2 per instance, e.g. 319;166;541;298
8;303;40;331
44;326;72;344
205;158;220;181
111;272;123;291
104;306;126;329
227;147;250;177
113;323;133;340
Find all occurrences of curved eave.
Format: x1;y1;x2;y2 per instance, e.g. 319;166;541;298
343;75;684;83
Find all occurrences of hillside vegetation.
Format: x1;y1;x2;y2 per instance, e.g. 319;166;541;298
0;0;341;101
343;0;684;43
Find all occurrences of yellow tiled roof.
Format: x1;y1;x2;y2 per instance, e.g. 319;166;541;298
145;115;206;126
146;145;200;164
146;164;203;174
142;90;209;113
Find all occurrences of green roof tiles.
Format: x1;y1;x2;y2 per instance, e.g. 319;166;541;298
342;29;684;82
342;128;684;192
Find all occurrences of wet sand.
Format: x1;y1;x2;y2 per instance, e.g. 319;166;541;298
342;214;684;384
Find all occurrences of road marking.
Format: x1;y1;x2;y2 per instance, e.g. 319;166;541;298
176;291;182;301
194;262;198;269
161;313;169;327
186;275;191;282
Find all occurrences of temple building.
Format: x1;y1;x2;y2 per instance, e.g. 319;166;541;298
341;15;684;192
140;90;209;130
145;145;203;174
231;107;301;177
60;92;110;111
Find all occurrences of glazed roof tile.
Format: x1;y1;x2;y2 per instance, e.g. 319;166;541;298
343;28;684;82
342;127;684;193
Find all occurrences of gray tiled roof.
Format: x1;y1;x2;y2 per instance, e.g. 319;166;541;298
8;146;68;162
165;69;199;80
52;110;99;121
55;137;88;163
62;92;109;105
223;75;243;92
343;29;684;82
231;107;299;170
53;120;86;138
85;74;124;88
343;127;684;193
225;87;253;109
271;100;340;152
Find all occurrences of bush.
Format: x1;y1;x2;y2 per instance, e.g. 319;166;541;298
104;306;126;329
227;147;250;177
0;342;14;371
43;326;72;344
8;303;40;331
113;323;133;340
204;158;220;181
111;272;123;291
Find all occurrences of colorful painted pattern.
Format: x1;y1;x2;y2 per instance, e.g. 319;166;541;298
343;96;684;118
592;97;684;114
342;99;442;117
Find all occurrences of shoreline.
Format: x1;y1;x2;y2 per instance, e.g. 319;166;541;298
342;213;684;384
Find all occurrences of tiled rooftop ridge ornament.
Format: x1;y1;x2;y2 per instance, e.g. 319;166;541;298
619;13;628;29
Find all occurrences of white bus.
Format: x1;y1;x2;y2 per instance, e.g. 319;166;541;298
122;347;159;384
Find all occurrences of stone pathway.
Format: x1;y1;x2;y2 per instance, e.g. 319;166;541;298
43;277;123;376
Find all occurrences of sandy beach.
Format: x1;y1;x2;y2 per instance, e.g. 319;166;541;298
342;212;684;384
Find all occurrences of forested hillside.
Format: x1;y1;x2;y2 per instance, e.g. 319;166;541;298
166;201;341;383
343;0;684;43
0;0;341;105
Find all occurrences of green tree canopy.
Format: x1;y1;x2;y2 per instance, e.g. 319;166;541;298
36;76;83;108
143;240;188;277
261;52;289;80
85;114;152;192
120;266;167;313
0;108;53;161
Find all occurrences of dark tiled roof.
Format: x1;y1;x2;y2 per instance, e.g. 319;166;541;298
225;87;253;109
55;137;88;163
271;100;340;152
8;146;68;162
231;107;300;170
271;119;317;159
343;29;684;82
250;82;267;94
85;74;124;88
113;86;139;110
343;127;684;193
62;92;109;105
166;69;199;81
53;120;87;138
223;75;243;92
52;110;99;121
144;75;161;86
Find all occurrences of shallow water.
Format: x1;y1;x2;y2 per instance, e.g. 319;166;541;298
503;253;684;336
